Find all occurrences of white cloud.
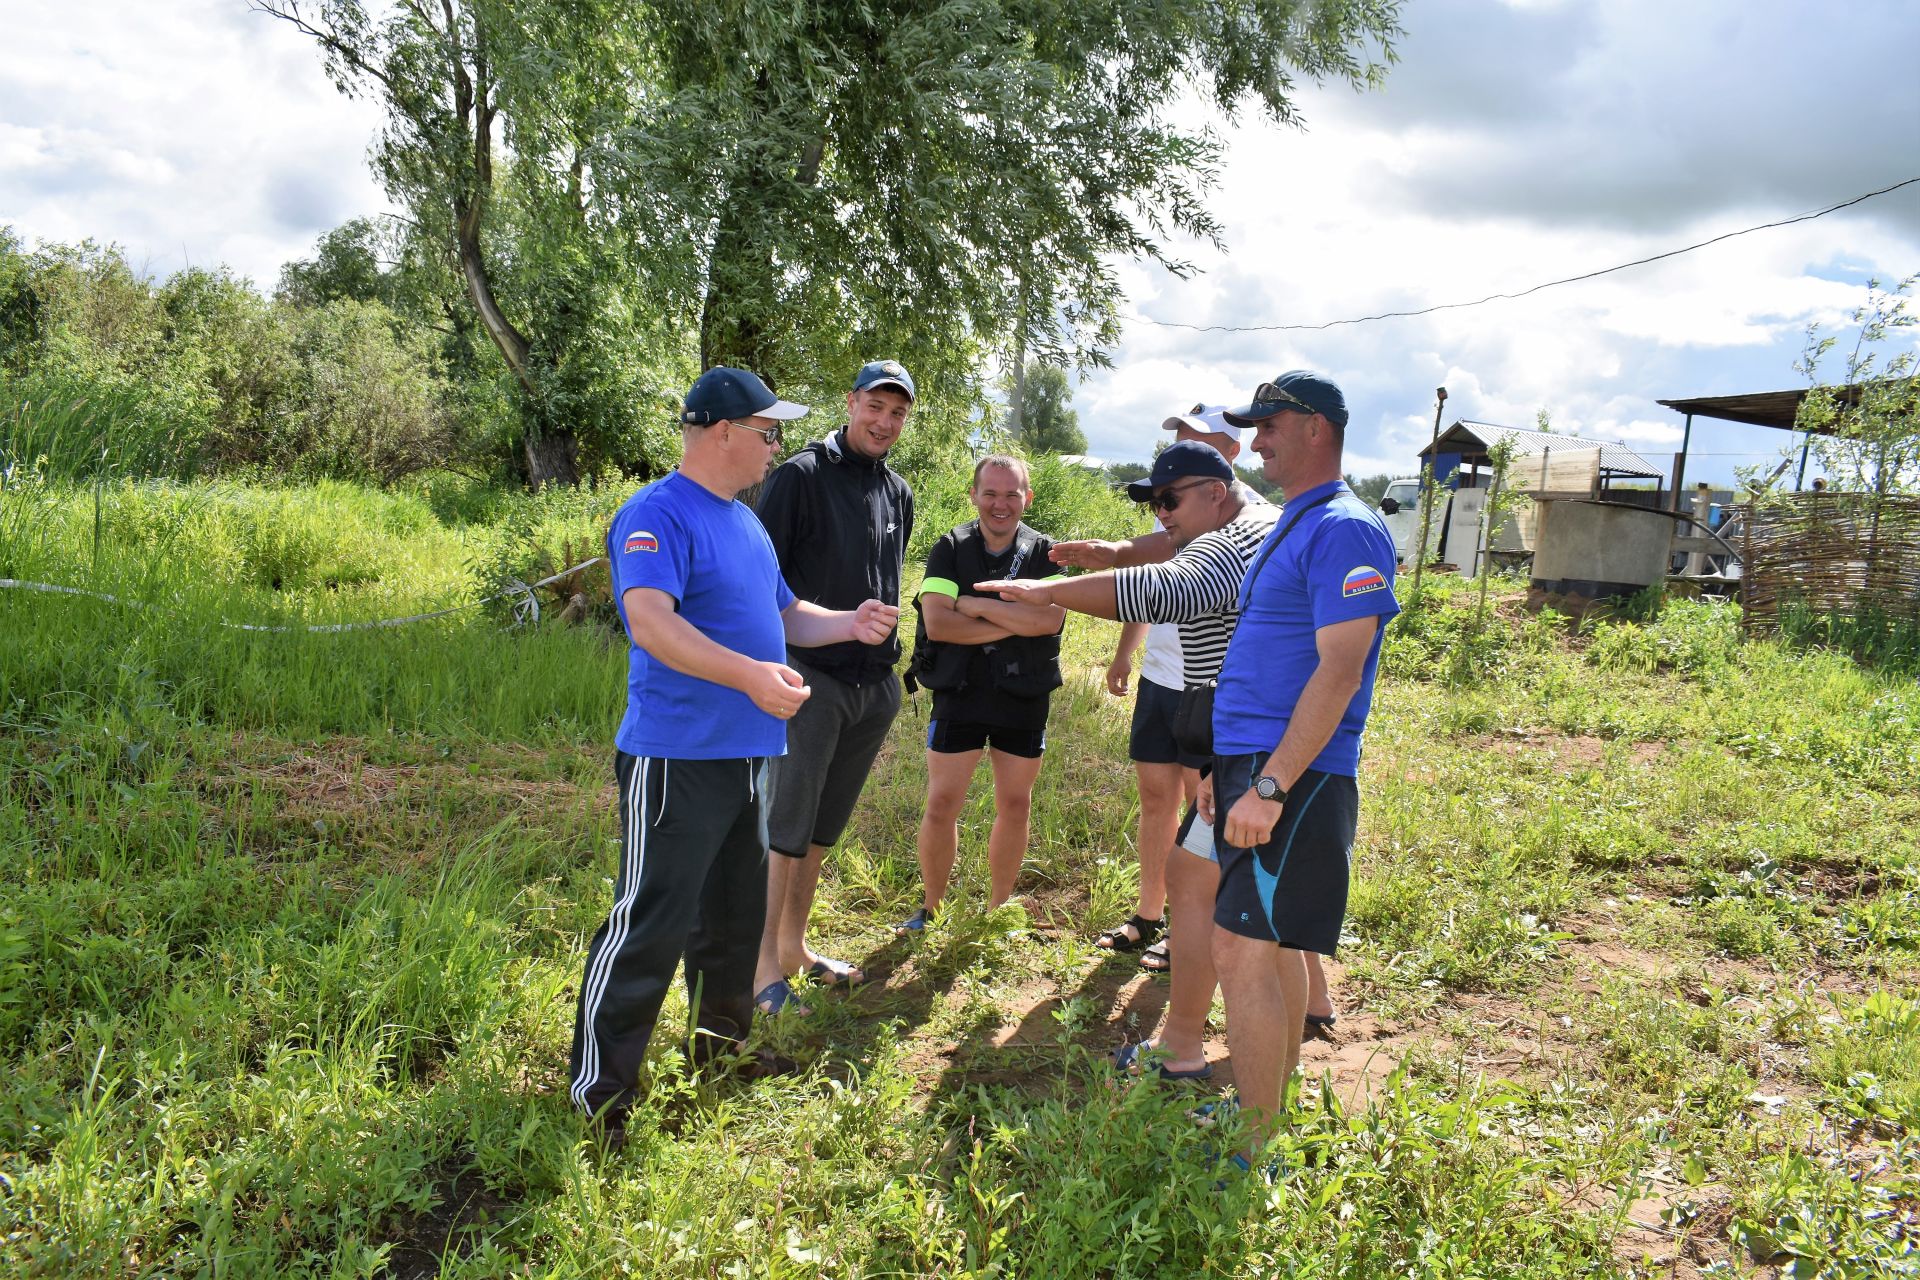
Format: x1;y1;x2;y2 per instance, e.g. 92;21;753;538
0;0;393;288
1073;0;1920;488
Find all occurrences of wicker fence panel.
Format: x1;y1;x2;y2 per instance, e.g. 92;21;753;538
1739;492;1920;633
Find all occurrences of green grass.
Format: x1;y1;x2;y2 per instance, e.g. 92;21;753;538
3;479;1919;1277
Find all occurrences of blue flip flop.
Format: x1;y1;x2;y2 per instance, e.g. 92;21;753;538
1188;1096;1240;1128
1114;1041;1213;1081
894;908;930;937
754;978;806;1016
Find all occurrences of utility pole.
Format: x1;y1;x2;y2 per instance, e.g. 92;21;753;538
1411;386;1447;598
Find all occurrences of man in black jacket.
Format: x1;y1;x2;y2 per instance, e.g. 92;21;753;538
750;360;916;1014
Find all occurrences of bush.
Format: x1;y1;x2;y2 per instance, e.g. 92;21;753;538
0;236;462;486
283;301;457;484
0;370;203;482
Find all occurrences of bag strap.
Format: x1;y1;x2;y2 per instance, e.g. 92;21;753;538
1236;491;1341;613
1005;525;1039;580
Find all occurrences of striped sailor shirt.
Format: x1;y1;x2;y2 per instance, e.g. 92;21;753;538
1111;502;1282;688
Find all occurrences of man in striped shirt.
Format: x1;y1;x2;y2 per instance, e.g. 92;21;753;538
977;440;1277;1080
1061;405;1264;970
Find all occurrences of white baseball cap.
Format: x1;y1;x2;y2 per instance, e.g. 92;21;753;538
1160;403;1244;443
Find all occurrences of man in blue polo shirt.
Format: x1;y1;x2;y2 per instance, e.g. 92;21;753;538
569;366;899;1139
1200;370;1399;1164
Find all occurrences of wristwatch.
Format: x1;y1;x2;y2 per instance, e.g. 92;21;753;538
1253;775;1287;803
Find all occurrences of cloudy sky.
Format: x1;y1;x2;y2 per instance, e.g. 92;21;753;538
4;0;1918;486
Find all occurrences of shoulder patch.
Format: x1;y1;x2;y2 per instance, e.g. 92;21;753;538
1341;565;1387;597
623;530;659;554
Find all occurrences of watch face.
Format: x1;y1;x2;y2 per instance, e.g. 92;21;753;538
1255;776;1279;800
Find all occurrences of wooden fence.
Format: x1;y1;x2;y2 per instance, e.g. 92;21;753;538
1738;492;1920;633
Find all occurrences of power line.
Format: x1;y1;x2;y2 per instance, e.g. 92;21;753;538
1130;175;1920;334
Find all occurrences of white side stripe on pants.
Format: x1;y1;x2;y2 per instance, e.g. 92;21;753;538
571;755;651;1111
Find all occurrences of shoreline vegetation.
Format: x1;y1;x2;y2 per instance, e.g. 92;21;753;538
3;462;1917;1277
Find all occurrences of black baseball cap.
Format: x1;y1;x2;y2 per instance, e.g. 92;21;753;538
681;366;809;425
1124;439;1236;502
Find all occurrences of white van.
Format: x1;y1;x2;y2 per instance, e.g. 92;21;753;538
1378;477;1422;564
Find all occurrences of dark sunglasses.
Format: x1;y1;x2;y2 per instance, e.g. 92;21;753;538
731;420;783;446
1251;383;1319;416
1148;478;1222;513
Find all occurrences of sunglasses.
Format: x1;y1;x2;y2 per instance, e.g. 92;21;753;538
1251;383;1319;416
731;420;783;446
1147;478;1223;513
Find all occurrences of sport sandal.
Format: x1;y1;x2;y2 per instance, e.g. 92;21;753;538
1095;913;1165;953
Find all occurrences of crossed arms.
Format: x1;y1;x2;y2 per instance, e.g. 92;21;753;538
919;591;1065;644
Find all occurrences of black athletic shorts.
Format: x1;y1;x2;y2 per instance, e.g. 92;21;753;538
1211;753;1358;955
926;718;1046;759
767;657;901;855
1129;678;1210;769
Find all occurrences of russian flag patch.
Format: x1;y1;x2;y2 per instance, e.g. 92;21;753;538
624;530;659;554
1341;565;1386;597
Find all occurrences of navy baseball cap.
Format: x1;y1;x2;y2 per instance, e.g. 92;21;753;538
1223;371;1348;430
1124;439;1237;503
852;359;916;402
681;366;809;425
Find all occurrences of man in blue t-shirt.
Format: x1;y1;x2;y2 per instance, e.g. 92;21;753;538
1199;370;1400;1165
569;366;900;1139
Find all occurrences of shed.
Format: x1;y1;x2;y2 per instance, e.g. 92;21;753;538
1416;420;1665;494
1656;382;1878;501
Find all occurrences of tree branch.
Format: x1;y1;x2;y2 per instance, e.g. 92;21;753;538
251;1;403;98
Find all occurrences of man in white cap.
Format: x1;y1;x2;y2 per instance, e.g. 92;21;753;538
1054;406;1255;970
569;366;899;1143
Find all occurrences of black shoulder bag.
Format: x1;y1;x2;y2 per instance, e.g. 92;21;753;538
1170;492;1340;757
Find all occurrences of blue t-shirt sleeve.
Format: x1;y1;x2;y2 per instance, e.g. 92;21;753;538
610;493;693;605
1305;517;1400;628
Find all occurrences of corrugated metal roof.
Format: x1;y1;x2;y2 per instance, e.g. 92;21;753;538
1656;385;1876;432
1418;420;1666;479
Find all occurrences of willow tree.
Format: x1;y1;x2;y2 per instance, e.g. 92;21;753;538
261;0;1401;483
650;0;1403;404
257;0;693;487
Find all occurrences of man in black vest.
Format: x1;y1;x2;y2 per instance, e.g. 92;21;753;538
751;361;916;1014
899;455;1066;933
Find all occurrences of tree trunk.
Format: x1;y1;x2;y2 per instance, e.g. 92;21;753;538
456;229;535;394
698;76;802;380
523;424;581;490
699;195;771;377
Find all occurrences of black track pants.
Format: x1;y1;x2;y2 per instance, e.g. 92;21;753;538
568;752;770;1119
